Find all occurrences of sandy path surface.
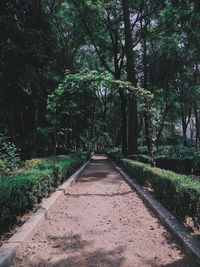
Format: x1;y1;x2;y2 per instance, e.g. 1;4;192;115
12;155;197;267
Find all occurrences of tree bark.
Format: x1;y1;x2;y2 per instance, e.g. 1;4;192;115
142;28;153;154
194;105;200;149
122;0;138;154
118;88;128;155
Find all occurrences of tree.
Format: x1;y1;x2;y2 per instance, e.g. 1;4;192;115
122;0;138;154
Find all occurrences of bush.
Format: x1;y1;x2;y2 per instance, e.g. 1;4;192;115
24;159;44;170
154;145;200;175
127;154;155;166
154;156;193;174
157;145;195;157
120;158;200;227
0;134;21;175
138;146;149;154
0;154;86;231
107;148;122;163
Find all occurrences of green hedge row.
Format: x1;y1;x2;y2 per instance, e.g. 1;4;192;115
0;154;86;231
121;159;200;226
107;147;200;175
108;150;200;226
154;156;193;174
127;154;155;166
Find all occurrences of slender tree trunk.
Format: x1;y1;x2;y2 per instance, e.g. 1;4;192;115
143;31;153;154
67;116;72;149
32;100;39;157
122;0;138;154
194;105;200;149
182;115;188;146
118;88;128;155
181;108;191;146
53;123;58;164
115;69;128;155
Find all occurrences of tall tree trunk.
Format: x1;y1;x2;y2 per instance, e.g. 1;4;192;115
118;88;128;155
182;114;188;146
122;0;138;154
194;105;200;149
143;29;153;154
181;108;191;146
115;69;128;155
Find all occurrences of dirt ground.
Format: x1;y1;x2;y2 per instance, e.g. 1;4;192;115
11;155;198;267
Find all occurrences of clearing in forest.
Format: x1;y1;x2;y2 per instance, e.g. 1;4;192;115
12;155;197;267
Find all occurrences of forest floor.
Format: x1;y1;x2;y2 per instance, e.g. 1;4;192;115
11;155;197;267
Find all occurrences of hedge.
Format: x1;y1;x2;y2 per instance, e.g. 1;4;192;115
107;148;122;164
0;154;86;231
154;156;193;174
120;159;200;227
127;154;155;166
108;147;200;175
108;149;200;227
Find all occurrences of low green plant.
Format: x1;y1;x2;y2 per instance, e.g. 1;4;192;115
120;158;200;227
0;154;86;231
107;148;122;163
154;145;200;174
154;155;193;174
0;159;6;175
24;159;44;170
0;134;21;175
138;146;149;154
127;154;155;166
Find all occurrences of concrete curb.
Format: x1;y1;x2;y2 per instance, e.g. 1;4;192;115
0;159;90;267
111;159;200;264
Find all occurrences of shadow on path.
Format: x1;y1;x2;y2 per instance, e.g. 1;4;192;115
66;191;133;198
47;233;92;253
151;258;198;267
35;233;125;267
78;172;112;183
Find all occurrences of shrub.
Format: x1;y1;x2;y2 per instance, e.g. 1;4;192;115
120;158;200;227
154;145;200;175
0;159;6;176
127;154;155;166
107;148;122;163
0;134;21;175
24;159;44;170
154;156;193;174
0;154;86;231
138;146;149;154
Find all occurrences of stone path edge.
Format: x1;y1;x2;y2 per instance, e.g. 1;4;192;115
110;159;200;264
0;159;90;267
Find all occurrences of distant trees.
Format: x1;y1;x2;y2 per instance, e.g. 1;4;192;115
1;0;200;157
0;0;84;157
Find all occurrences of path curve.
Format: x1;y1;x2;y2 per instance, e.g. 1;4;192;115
12;155;197;266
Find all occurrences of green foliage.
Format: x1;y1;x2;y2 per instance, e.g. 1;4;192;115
120;159;200;227
0;134;21;175
24;159;44;170
138;146;149;154
108;148;155;166
154;155;193;174
155;145;200;174
107;148;122;163
0;154;86;231
127;154;155;166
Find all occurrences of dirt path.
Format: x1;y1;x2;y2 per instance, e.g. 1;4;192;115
12;155;197;267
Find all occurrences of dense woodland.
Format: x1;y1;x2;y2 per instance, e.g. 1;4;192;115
2;0;200;236
1;0;200;163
